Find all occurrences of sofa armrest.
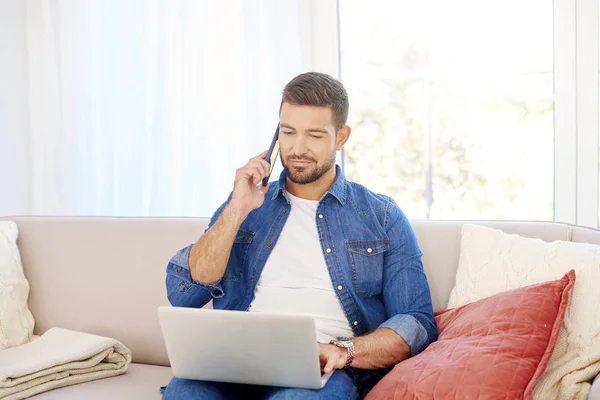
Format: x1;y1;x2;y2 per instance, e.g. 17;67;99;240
590;373;600;400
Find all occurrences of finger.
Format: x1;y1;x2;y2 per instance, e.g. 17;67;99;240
235;165;258;182
257;150;269;160
242;166;265;185
324;355;337;374
259;159;271;177
248;158;271;178
319;353;327;370
318;346;327;367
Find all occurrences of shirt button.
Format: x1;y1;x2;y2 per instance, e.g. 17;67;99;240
367;248;373;253
208;285;214;289
326;248;331;253
266;242;272;248
318;214;323;219
353;321;358;326
282;210;287;214
251;277;256;283
175;267;181;273
337;285;343;290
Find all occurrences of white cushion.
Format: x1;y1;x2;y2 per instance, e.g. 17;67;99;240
0;221;35;349
448;224;600;400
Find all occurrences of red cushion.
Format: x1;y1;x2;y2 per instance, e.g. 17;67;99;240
366;270;575;400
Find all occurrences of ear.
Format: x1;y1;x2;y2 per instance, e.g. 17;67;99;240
335;125;351;150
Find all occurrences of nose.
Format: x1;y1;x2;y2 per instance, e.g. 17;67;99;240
290;134;308;156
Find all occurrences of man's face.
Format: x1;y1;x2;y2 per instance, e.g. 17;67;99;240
279;102;342;185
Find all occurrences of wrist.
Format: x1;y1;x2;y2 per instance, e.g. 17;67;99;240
330;338;355;367
223;202;249;225
336;345;350;366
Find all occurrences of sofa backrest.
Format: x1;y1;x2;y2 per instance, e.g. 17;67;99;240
411;220;600;313
3;216;600;367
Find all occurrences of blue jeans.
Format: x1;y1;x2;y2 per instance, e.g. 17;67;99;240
161;369;358;400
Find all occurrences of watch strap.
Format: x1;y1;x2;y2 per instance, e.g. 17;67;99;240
330;338;354;367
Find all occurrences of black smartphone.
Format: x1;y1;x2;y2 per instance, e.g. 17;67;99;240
262;124;280;186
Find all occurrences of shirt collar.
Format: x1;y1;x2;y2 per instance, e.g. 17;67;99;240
270;164;347;206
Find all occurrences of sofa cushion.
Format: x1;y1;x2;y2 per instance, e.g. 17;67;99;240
29;363;172;400
0;221;35;349
449;224;600;399
365;271;574;400
591;374;600;400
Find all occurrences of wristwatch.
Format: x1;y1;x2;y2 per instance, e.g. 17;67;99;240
329;337;354;367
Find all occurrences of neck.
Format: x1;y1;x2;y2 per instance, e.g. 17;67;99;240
285;167;337;201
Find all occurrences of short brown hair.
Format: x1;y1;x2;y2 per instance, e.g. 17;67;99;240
281;72;349;130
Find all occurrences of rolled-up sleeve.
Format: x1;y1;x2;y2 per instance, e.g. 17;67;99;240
379;202;438;356
165;194;232;308
379;313;430;356
165;244;224;308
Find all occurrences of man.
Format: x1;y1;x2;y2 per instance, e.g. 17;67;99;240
162;72;437;399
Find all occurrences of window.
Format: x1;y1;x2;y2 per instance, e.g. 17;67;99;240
5;0;598;224
339;0;554;220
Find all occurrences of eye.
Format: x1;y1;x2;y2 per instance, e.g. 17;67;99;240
282;131;294;135
309;135;324;139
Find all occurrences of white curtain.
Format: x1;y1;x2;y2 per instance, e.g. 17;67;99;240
17;0;316;217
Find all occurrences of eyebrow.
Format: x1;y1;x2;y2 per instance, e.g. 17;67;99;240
280;123;329;135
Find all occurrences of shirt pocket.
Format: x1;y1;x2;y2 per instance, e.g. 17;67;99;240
223;229;254;281
347;239;390;297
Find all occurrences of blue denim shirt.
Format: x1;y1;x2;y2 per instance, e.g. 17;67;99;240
166;166;437;356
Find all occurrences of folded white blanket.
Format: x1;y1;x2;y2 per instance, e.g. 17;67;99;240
0;327;131;400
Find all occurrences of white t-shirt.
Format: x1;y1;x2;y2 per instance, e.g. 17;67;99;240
248;192;354;343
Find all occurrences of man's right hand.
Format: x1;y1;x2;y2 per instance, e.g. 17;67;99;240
187;150;272;285
229;150;272;218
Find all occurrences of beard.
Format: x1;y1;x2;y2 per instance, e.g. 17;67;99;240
281;151;336;185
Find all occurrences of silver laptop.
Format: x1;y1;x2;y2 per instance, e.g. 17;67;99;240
157;306;333;389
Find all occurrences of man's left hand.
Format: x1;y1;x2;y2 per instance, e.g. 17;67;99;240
318;343;347;374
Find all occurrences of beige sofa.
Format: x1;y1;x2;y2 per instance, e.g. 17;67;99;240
2;216;600;399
